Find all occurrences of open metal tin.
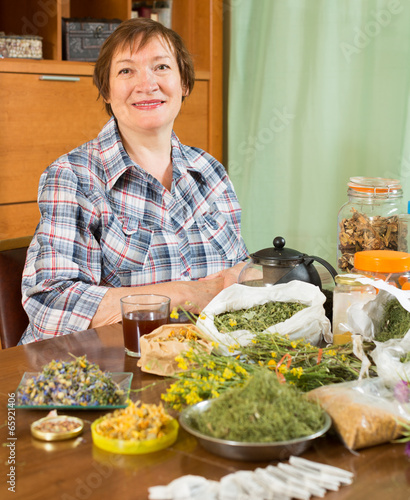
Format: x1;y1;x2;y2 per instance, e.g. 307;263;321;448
31;415;84;442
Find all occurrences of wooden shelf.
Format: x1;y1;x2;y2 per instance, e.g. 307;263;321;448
0;0;223;240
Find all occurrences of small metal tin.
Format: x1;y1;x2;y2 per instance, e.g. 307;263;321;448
31;415;84;442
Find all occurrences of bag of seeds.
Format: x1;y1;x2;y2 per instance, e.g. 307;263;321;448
196;282;331;355
307;378;409;450
137;324;213;376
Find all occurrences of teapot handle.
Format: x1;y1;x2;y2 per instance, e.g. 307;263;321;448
309;255;338;282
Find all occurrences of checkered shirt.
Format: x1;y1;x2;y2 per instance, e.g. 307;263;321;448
20;117;248;343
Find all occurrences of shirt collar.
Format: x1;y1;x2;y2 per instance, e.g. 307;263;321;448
97;117;206;191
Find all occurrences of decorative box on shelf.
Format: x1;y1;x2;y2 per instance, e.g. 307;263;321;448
0;33;42;59
62;18;122;62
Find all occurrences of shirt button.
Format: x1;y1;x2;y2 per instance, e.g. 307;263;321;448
178;229;186;239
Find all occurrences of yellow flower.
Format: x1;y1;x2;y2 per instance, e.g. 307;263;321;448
199;313;206;320
234;364;248;376
170;307;179;319
258;360;264;366
229;318;237;327
222;367;234;380
326;349;337;357
228;345;235;353
186;391;202;406
291;341;298;348
290;367;303;379
175;355;188;370
270;352;277;358
267;359;277;368
278;364;288;374
341;354;347;361
211;389;220;398
211;341;219;348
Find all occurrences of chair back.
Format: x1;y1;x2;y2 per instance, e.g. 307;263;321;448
0;237;32;348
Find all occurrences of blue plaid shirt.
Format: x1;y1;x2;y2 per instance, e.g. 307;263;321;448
20;117;248;343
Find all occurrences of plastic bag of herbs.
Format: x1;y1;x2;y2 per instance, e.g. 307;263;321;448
370;329;410;387
196;282;331;355
336;276;410;342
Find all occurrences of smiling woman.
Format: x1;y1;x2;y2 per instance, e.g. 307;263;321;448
19;18;248;345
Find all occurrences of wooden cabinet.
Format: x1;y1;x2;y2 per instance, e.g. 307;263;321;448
0;0;223;240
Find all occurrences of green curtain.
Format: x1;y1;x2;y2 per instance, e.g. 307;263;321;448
228;0;410;267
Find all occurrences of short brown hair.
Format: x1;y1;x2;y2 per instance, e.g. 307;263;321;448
93;18;195;116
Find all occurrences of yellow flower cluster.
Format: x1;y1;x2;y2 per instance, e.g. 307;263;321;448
161;347;252;410
94;400;172;441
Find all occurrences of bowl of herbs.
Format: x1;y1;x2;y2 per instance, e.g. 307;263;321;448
179;369;331;461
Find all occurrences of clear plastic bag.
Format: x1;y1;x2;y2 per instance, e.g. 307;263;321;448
307;377;410;450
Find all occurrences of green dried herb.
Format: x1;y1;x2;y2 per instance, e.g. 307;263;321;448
400;352;410;364
214;301;307;333
376;298;410;342
191;369;326;442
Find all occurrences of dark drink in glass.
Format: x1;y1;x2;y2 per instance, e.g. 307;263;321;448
122;311;168;355
120;295;170;357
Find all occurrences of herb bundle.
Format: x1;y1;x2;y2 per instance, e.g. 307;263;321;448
213;301;307;333
161;332;376;410
16;354;126;406
192;369;326;443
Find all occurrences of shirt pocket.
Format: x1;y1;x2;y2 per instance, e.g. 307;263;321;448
101;215;153;272
200;211;240;261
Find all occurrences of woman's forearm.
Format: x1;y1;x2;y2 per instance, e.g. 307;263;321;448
89;277;225;329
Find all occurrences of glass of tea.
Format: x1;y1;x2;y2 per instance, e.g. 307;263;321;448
120;294;171;357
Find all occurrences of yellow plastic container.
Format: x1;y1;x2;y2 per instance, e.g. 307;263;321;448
91;417;179;455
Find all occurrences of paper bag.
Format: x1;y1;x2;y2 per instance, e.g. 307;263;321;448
137;324;213;376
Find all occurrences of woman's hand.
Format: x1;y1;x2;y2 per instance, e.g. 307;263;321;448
89;276;225;329
198;261;247;289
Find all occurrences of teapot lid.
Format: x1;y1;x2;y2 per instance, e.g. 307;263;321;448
250;236;306;265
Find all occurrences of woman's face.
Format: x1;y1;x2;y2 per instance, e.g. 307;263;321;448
106;35;186;137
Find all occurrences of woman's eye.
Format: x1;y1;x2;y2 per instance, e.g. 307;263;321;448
157;64;170;70
119;68;130;75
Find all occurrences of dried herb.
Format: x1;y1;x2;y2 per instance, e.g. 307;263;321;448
161;332;376;409
376;298;410;342
16;354;126;406
191;369;326;442
338;208;404;272
213;301;307;333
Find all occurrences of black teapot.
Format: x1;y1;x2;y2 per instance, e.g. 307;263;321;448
238;236;337;289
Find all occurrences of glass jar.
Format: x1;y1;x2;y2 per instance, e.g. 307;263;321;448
332;274;377;344
337;177;404;273
352;250;410;289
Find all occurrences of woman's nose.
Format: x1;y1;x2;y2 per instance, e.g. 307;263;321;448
135;70;158;93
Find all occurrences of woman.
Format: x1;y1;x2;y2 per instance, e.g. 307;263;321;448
20;18;248;344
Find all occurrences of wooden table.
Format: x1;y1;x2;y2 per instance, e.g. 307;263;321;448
1;323;409;500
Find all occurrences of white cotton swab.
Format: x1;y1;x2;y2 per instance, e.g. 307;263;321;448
277;462;334;495
288;462;353;487
289;456;354;480
265;466;312;500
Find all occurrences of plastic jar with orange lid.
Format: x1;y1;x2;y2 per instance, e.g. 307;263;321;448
352;250;410;289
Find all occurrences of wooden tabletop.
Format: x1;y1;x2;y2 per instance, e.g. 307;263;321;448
1;323;409;500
